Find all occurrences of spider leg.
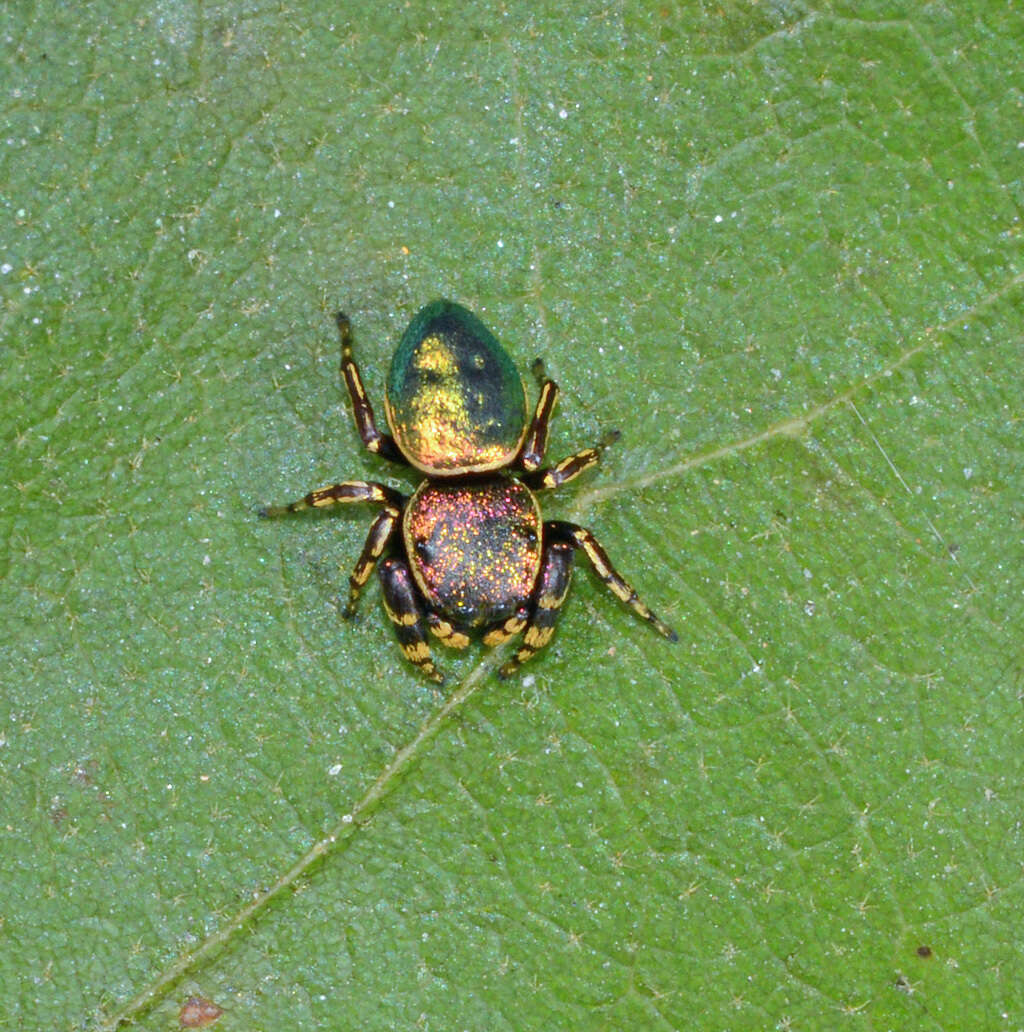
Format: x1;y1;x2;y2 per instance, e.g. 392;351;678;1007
259;481;404;616
258;480;404;517
342;504;402;617
497;540;575;679
482;606;530;647
521;430;620;491
426;612;471;650
379;557;445;683
336;311;407;465
517;358;559;472
548;520;678;641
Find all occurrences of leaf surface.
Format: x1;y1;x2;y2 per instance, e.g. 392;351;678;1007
1;3;1020;1030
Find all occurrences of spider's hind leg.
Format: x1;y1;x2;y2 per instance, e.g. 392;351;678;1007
379;557;445;683
548;520;678;641
497;539;575;679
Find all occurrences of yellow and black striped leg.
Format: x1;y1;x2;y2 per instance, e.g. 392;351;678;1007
259;481;404;518
522;430;620;491
498;542;575;679
342;503;402;617
482;605;530;647
426;612;471;650
517;359;559;472
549;520;678;641
336;311;406;465
379;558;444;683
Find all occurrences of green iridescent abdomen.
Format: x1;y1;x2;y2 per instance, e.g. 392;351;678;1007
403;477;542;627
384;300;529;474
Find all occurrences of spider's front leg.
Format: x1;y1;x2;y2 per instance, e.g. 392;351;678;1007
517;358;559;472
522;430;620;491
336;311;407;466
516;356;619;488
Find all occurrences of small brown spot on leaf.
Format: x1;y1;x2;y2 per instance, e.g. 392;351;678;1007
180;996;223;1028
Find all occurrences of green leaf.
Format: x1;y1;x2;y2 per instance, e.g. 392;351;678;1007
2;3;1020;1030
